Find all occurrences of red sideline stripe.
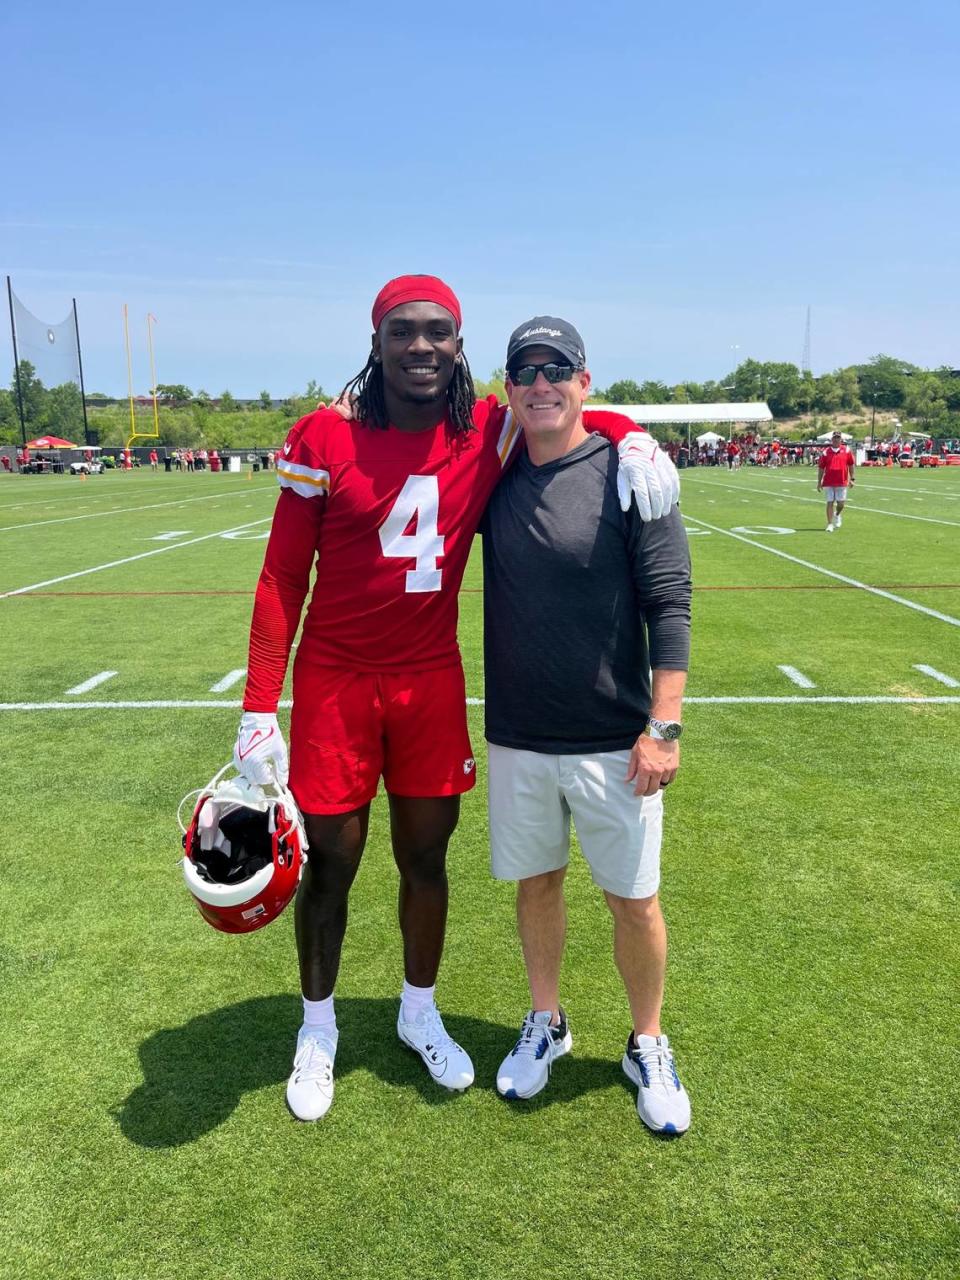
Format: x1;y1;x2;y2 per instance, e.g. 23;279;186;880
5;583;960;599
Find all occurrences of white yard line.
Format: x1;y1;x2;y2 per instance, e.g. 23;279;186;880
0;486;274;533
0;480;225;514
209;668;247;692
912;664;960;688
0;475;273;511
694;473;960;500
64;671;118;695
685;695;960;704
851;481;960;497
0;480;174;509
681;515;960;628
684;475;960;528
0;516;273;599
777;665;816;688
1;695;958;712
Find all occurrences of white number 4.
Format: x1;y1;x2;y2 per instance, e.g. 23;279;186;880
378;475;444;593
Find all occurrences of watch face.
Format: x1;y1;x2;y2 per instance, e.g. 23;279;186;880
651;719;682;740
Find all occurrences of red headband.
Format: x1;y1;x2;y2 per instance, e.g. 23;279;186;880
371;274;462;332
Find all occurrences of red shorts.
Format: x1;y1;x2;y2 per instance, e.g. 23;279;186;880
288;662;476;814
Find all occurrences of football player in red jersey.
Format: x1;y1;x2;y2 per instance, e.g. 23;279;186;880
233;275;679;1120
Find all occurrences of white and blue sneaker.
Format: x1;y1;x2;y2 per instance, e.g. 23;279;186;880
286;1026;338;1121
497;1009;573;1100
622;1032;691;1134
397;1004;474;1091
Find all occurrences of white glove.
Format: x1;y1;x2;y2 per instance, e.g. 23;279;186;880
233;711;289;787
616;432;681;521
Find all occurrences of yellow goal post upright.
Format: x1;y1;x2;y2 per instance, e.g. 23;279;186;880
122;306;162;450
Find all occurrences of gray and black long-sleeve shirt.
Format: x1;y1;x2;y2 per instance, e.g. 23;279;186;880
479;434;691;755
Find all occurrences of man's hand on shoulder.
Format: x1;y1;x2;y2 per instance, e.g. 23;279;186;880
625;733;679;797
616;431;681;522
329;392;357;421
233;711;289;786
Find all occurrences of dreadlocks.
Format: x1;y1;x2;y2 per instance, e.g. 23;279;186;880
339;351;477;437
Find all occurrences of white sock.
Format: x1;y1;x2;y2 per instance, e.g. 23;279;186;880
400;980;436;1022
302;995;337;1040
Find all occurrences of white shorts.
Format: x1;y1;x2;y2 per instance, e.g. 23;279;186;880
823;486;848;502
487;743;663;900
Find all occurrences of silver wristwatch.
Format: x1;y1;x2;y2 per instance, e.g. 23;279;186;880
647;718;683;741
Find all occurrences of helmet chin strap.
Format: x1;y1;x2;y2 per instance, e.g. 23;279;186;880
177;762;308;852
212;774;275;814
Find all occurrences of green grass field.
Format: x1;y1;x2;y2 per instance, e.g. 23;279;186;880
1;462;958;1280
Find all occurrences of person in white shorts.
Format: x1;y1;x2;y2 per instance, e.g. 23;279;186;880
817;431;856;531
479;317;693;1134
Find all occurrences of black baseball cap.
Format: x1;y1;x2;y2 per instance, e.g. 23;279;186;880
506;316;586;371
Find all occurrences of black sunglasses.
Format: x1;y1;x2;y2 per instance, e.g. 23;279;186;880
508;362;577;387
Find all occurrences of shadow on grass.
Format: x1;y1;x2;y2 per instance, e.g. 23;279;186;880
116;995;628;1148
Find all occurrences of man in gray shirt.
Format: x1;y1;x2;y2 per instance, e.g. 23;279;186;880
481;317;693;1134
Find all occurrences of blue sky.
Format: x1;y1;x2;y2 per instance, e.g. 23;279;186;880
3;0;957;396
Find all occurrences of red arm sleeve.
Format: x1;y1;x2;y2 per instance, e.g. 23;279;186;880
242;487;324;713
582;409;647;445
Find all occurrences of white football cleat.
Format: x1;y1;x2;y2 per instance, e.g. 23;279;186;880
834;513;843;528
622;1032;691;1134
825;523;834;532
286;1027;337;1121
397;1005;474;1091
497;1009;573;1100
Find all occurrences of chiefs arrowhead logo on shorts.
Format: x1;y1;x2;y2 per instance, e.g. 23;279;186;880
463;758;475;774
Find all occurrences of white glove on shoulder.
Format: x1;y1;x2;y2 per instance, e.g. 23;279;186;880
616;431;681;521
233;711;289;787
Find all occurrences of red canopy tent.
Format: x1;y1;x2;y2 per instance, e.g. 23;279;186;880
24;436;78;449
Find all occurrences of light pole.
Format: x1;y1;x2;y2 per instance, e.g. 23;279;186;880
719;384;736;452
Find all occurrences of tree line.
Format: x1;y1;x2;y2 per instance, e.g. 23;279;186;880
3;354;959;448
590;355;960;429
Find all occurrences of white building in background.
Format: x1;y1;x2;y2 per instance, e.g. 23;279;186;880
586;402;773;430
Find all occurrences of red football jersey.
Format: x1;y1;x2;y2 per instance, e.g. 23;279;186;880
818;446;854;487
242;398;638;711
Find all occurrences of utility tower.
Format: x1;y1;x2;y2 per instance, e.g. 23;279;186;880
801;305;811;374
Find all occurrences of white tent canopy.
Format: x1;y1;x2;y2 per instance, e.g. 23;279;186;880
696;431;725;445
588;401;772;425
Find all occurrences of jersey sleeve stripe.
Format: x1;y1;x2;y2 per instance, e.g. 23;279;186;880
277;461;330;498
496;409;522;467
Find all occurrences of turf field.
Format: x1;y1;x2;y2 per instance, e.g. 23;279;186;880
1;461;958;1280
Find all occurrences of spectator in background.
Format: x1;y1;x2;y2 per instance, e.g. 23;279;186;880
149;448;158;470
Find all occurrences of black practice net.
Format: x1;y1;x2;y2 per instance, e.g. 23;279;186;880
9;284;86;438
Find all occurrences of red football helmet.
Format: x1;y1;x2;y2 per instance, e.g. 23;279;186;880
179;765;307;934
